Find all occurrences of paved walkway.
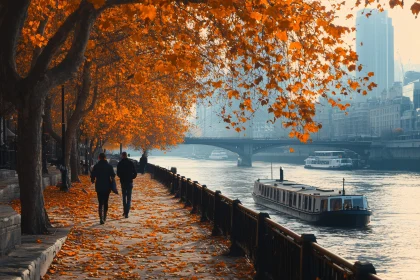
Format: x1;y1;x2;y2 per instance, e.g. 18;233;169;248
44;174;255;279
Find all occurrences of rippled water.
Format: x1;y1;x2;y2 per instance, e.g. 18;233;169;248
136;156;420;279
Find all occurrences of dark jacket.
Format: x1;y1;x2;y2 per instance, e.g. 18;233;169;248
117;158;137;184
139;155;148;174
91;159;116;193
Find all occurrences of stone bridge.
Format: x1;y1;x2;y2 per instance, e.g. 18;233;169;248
183;137;373;166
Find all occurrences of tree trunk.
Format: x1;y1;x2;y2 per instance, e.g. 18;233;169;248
70;136;80;182
17;92;49;234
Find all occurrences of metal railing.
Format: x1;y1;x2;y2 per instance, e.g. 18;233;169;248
148;164;380;280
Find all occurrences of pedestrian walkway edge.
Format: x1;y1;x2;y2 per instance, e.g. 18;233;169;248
0;227;70;280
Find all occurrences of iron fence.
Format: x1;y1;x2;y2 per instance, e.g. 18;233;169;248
148;164;380;280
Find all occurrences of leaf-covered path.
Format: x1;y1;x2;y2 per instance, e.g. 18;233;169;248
44;174;255;279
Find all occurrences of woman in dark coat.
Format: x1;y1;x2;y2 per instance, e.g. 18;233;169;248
90;153;115;224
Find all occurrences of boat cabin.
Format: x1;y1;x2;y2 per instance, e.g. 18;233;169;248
254;179;368;213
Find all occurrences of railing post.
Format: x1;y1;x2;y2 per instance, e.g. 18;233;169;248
190;181;199;214
185;178;192;207
179;176;185;202
300;234;317;280
170;173;175;194
174;174;180;198
254;212;270;280
212;190;222;236
229;199;244;256
150;164;155;179
353;261;376;280
200;185;208;222
165;170;170;188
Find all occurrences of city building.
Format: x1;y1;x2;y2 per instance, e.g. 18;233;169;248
400;109;417;133
404;71;420;85
313;103;333;140
381;81;402;100
369;97;411;137
402;80;420;111
332;102;371;139
356;10;394;100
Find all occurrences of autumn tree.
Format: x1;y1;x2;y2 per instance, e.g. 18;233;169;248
5;0;416;233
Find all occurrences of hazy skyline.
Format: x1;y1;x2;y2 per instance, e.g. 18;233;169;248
330;0;420;66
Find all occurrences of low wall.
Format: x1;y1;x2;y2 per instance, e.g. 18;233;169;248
0;205;21;256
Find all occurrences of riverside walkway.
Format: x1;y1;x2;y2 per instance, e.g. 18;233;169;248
44;174;255;279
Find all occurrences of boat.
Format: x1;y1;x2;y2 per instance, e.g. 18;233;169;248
209;148;228;160
304;151;353;170
252;169;371;227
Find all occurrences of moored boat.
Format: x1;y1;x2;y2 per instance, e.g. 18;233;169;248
252;170;371;227
304;151;353;170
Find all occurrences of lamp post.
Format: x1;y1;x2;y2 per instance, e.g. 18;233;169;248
60;85;68;191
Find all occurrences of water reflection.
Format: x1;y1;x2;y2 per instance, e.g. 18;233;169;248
140;156;420;279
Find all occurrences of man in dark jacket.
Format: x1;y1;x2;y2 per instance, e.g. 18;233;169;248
138;152;148;174
117;152;137;218
91;153;115;224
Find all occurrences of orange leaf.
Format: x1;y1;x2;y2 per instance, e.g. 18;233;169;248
289;42;302;50
411;3;420;17
275;31;288;41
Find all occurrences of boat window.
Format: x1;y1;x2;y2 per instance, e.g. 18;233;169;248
259;184;261;191
270;188;273;199
277;190;280;201
283;191;285;203
308;197;312;211
293;194;297;206
353;198;364;209
330;198;342;211
304;196;308;210
320;200;328;212
298;195;302;209
343;199;352;210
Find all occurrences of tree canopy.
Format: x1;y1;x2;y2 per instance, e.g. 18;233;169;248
0;0;416;233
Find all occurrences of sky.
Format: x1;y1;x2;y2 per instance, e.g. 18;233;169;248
328;0;420;67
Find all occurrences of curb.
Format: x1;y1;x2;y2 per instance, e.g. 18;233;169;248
0;227;70;280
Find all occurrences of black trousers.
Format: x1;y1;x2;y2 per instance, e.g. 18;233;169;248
97;191;111;220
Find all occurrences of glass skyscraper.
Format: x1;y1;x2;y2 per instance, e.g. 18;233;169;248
356;10;394;100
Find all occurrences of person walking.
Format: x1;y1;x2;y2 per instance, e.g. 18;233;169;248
91;153;116;224
138;152;148;174
117;152;137;218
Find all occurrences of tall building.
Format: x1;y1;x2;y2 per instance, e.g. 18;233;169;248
403;80;420;110
356;10;394;100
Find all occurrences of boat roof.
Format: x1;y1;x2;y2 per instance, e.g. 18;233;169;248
314;151;346;153
256;179;363;198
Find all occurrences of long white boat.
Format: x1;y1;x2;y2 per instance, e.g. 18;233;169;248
209;148;228;160
252;170;371;227
304;151;353;170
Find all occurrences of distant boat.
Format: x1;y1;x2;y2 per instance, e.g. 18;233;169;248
304;151;353;170
209;149;228;160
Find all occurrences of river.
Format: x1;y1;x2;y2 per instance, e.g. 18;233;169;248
135;156;420;279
